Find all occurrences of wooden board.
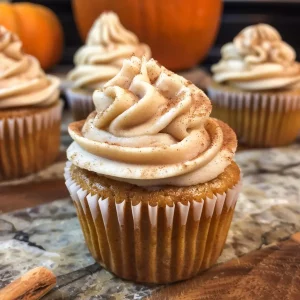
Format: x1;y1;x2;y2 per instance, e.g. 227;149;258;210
0;150;68;213
148;233;300;300
0;179;68;213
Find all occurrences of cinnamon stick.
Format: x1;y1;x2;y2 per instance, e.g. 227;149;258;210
0;267;56;300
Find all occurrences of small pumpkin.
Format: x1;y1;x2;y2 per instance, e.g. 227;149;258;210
0;2;64;70
72;0;222;71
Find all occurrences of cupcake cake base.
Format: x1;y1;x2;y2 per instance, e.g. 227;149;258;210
0;101;62;181
208;83;300;148
65;162;241;284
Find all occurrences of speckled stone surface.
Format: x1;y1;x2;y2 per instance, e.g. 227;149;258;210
1;144;300;299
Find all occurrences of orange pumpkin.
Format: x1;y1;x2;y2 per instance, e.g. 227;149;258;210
0;2;64;70
72;0;222;70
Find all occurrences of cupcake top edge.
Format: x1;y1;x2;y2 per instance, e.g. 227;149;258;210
0;26;60;109
67;12;151;90
67;56;238;187
211;23;300;91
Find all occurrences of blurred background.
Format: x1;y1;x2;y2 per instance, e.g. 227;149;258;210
7;0;300;69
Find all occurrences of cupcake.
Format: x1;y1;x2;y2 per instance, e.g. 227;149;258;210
0;26;62;181
66;12;151;121
64;56;241;283
208;24;300;147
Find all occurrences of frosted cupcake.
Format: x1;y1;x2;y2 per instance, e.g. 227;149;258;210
65;56;241;283
208;24;300;147
0;26;62;181
66;12;151;121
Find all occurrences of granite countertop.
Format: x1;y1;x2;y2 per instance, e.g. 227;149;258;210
1;140;300;299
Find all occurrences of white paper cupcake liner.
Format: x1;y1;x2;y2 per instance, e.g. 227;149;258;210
208;87;300;147
64;162;242;283
0;102;62;181
65;88;94;121
208;88;300;112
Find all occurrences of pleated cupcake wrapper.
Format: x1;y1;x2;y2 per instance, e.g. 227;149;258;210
0;103;62;139
208;87;300;147
64;162;242;283
65;88;94;121
0;102;62;181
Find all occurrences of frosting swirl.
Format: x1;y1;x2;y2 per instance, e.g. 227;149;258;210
67;12;151;89
212;24;300;91
67;56;237;187
0;26;60;109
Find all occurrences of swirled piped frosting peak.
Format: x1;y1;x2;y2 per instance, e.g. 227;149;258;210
67;12;151;89
212;24;300;91
0;26;60;109
67;56;237;187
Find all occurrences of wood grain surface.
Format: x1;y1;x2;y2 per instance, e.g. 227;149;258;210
0;179;68;213
0;267;56;300
0;151;68;213
148;233;300;300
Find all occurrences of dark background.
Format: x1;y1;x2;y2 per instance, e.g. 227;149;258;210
12;0;300;68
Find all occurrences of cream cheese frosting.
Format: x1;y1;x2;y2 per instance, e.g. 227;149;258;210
0;26;60;109
67;56;237;187
67;12;151;90
212;24;300;91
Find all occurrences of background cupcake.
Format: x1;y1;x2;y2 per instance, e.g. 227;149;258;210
208;24;300;147
65;56;241;284
0;26;62;181
66;12;151;121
